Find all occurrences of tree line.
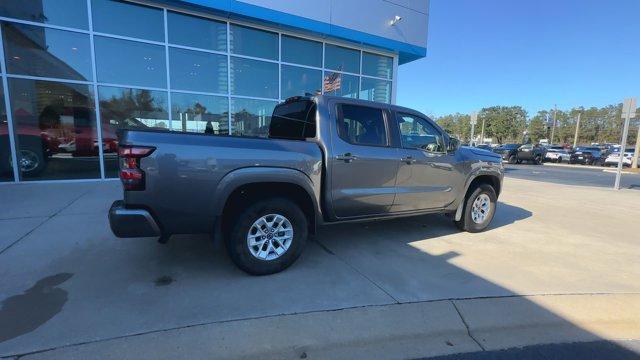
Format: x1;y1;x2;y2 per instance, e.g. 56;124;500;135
435;103;639;145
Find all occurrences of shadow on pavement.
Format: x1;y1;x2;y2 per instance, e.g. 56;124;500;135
0;184;636;358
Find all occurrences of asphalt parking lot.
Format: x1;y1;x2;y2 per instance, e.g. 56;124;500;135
504;163;640;190
1;174;639;359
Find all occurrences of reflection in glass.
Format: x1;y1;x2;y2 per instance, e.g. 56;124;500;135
229;24;278;60
95;36;166;88
0;0;89;29
170;48;227;93
230;98;277;138
171;92;228;134
230;57;278;99
323;72;359;99
281;65;322;99
362;52;393;79
98;86;168;177
281;35;322;67
324;44;359;73
360;78;391;103
2;22;92;81
8;79;99;180
91;0;164;41
0;86;12;181
168;11;226;51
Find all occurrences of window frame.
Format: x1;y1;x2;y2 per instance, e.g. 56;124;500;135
394;112;447;154
335;102;391;148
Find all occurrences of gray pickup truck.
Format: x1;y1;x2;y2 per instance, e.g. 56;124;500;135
109;96;503;275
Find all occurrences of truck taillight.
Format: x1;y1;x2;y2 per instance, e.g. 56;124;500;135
118;146;155;191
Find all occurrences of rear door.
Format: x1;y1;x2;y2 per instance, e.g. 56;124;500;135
329;101;400;218
392;112;458;211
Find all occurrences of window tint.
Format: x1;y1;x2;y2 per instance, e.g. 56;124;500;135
338;104;387;146
362;52;393;79
0;0;89;29
324;44;359;73
281;65;322;99
229;24;278;60
323;72;359;99
94;36;166;88
281;35;322;67
2;22;93;81
92;0;164;41
169;48;227;93
269;100;316;140
167;11;226;51
360;77;391;103
171;92;228;134
396;114;444;152
230;57;278;98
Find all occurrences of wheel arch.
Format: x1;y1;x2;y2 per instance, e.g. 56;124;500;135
214;167;321;235
455;172;502;221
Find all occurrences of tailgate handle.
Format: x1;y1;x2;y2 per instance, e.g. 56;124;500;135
336;153;357;163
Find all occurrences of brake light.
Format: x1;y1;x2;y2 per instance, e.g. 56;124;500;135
118;146;155;191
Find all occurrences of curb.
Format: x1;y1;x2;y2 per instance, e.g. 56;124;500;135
16;294;640;360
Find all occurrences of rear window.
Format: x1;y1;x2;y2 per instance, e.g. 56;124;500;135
269;100;316;140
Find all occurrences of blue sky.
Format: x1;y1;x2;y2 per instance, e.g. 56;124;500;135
397;0;640;118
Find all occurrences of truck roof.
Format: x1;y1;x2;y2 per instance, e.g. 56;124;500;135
284;95;429;119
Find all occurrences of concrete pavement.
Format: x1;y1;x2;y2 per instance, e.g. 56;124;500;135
0;178;639;358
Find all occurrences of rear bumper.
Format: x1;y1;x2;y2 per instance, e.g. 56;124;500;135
109;200;161;238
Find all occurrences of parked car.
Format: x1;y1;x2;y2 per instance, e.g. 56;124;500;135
493;143;521;163
570;146;603;165
544;148;570;163
569;151;596;165
474;144;492;151
603;149;635;167
109;96;504;275
516;143;546;164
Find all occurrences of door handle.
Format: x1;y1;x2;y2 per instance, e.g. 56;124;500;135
336;153;357;163
401;156;417;164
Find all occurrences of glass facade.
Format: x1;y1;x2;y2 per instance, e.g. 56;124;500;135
0;0;396;182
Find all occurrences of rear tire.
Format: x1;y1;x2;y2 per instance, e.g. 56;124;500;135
454;184;497;233
225;197;307;275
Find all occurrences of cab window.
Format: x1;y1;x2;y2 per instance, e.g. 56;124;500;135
396;113;444;152
337;104;387;146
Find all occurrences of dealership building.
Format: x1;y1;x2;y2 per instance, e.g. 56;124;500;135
0;0;428;182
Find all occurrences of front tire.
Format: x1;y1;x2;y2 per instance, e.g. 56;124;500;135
455;184;497;233
225;198;308;275
508;155;517;164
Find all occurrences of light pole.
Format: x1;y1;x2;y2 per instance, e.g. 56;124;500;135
550;105;557;145
615;98;636;190
573;112;581;148
469;112;478;146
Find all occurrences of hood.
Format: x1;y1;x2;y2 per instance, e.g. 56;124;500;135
460;146;502;161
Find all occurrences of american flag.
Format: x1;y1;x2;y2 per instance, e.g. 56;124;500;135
323;72;342;92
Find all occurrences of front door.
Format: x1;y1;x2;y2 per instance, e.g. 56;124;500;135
330;102;400;218
392;113;458;212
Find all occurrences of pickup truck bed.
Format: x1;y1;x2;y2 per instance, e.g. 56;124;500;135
112;129;322;236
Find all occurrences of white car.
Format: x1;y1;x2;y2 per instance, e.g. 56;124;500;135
604;150;634;167
544;148;570;163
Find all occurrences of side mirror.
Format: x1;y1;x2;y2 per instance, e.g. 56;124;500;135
447;137;460;153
